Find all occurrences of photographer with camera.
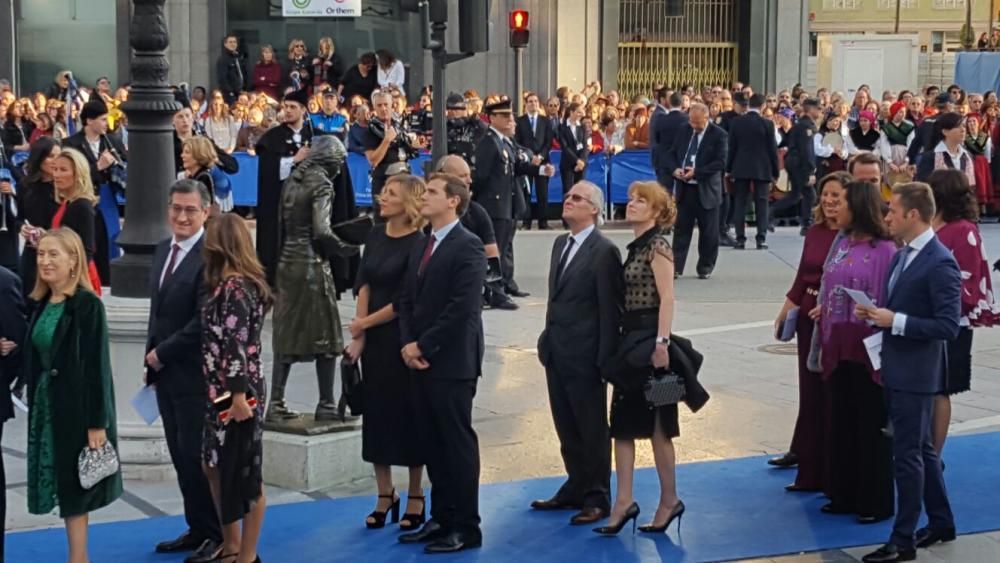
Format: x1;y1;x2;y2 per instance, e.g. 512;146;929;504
363;89;420;215
445;93;488;168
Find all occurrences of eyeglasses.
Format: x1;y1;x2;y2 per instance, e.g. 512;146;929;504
170;205;204;217
564;193;593;205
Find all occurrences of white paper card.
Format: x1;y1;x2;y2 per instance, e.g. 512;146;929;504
131;385;160;425
841;286;875;309
864;332;883;371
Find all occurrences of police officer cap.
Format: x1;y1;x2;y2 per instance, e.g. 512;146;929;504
802;97;821;109
446;93;466;110
484;98;513;115
284;88;310;107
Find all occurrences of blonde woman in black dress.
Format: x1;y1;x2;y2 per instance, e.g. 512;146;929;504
595;181;683;536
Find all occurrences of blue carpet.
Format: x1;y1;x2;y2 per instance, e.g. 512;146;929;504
8;431;1000;563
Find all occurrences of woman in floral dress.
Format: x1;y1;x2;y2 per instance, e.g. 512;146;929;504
201;214;271;563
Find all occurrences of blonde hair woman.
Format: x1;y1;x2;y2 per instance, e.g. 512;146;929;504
312;36;345;90
346;174;429;530
286;38;310;91
204;90;239;153
26;228;122;563
46;148;104;294
180;136;228;213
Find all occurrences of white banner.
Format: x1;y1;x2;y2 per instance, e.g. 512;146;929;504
283;0;362;18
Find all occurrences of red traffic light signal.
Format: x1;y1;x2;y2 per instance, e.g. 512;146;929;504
510;10;529;30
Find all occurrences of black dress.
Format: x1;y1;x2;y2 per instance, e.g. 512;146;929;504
610;227;680;440
15;179;59;291
356;225;425;466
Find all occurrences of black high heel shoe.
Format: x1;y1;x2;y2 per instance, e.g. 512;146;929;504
365;489;400;529
638;500;685;533
399;495;426;531
592;502;640;536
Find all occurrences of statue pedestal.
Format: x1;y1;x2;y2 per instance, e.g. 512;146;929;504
103;295;175;480
262;416;366;491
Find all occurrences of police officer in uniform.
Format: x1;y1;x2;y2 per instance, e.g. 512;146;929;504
472;98;532;301
446;92;488;167
770;98;820;235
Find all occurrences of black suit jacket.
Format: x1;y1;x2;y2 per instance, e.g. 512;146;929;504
515;113;554;164
62;131;127;188
649;109;689;173
668;123;728;210
398;222;487;380
726;111;779;181
537;230;623;376
558;122;589;171
472;128;516;220
145;236;207;396
0;266;26;421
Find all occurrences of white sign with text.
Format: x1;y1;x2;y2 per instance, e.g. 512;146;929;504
283;0;362;18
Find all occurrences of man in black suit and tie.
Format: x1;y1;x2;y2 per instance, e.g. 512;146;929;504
398;174;487;554
144;179;222;563
667;103;727;279
532;180;622;525
516;93;556;230
727;93;779;250
0;265;26;561
649;89;688;192
473;98;529;298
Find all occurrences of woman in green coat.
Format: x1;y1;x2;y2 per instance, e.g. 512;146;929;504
24;228;122;563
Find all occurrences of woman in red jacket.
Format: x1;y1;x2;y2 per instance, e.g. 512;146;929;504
251;45;282;102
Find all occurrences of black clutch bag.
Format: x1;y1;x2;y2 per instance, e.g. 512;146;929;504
643;370;686;407
332;215;375;246
341;356;364;416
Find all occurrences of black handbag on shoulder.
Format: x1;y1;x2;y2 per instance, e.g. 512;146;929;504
643;369;686;407
340;356;364;416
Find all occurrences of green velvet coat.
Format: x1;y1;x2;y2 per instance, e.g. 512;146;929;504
25;289;123;517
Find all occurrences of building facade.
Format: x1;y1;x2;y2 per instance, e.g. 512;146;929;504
0;0;804;103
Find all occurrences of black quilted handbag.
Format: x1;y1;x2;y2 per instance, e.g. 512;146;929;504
643;370;686;407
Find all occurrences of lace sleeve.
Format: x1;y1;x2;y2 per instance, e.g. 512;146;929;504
649;235;674;262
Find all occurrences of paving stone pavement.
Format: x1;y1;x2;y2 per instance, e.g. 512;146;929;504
5;224;1000;561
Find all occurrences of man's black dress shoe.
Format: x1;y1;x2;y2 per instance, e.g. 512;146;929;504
697;271;712;280
784;483;818;492
756;240;768;250
424;531;482;554
733;241;746;250
767;452;798;468
857;514;891;525
156;531;205;553
538;223;552;230
530;498;580;511
915;526;956;548
569;507;606;525
861;543;916;562
399;521;446;544
184;539;222;563
820;502;852;515
492;299;519;311
507;288;530;297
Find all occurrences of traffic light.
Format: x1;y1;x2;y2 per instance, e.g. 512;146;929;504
459;0;491;53
509;9;529;48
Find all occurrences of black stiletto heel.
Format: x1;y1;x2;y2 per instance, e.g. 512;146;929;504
365;489;400;529
399;495;426;531
638;500;685;534
592;502;640;536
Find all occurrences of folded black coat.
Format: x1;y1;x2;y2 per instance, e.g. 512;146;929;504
601;329;710;413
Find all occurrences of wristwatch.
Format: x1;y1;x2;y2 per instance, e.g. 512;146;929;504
655;336;671;346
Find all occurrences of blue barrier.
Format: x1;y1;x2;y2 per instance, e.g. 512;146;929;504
231;152;259;206
609;151;655;204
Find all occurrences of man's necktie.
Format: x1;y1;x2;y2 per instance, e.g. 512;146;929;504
418;235;436;276
554;236;576;286
684;132;700;169
530;115;537;135
160;243;182;288
887;245;914;294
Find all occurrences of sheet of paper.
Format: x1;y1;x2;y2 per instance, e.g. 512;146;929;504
841;286;876;309
864;332;883;371
11;393;27;413
131;384;160;425
779;307;799;342
279;157;294;180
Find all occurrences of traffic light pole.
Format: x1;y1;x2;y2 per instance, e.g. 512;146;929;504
514;46;524;114
425;16;473;166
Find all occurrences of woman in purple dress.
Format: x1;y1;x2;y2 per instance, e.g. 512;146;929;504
810;180;897;523
772;172;849;491
201;214;272;563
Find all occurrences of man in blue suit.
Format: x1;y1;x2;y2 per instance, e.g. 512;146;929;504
649;89;688;192
855;182;960;563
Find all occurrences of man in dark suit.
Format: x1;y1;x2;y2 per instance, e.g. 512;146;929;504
0;265;25;562
649;89;688;192
472;98;528;298
61;98;128;190
532;180;622;525
398;174;487;554
771;98;821;235
144;179;222;563
856;183;960;563
727;93;779;250
516;92;556;230
666;103;727;279
906;93;953;166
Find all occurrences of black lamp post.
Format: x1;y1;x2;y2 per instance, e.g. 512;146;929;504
110;0;178;297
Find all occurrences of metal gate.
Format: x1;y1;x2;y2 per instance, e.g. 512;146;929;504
618;0;739;102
